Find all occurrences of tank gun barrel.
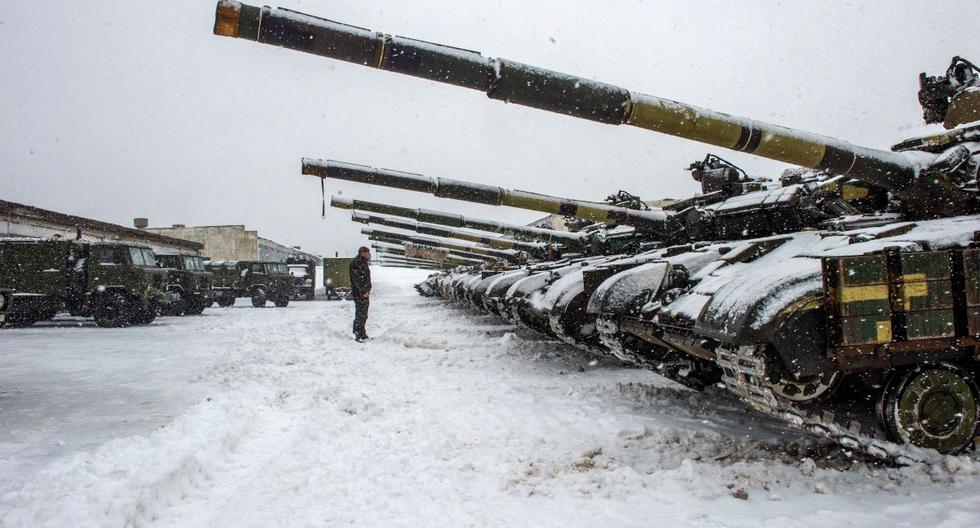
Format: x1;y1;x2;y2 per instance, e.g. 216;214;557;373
333;196;584;244
307;159;682;240
351;211;552;255
361;227;519;262
368;235;498;263
376;253;448;268
216;1;919;190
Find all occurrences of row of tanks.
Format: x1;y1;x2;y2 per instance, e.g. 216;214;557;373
212;1;980;460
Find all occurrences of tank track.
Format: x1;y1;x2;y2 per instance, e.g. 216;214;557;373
715;345;946;466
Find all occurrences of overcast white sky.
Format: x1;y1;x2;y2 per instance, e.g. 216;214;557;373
2;1;979;257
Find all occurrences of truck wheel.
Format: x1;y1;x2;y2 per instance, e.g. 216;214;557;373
94;292;133;327
185;298;207;315
251;288;268;308
131;307;157;325
273;295;290;308
217;295;235;308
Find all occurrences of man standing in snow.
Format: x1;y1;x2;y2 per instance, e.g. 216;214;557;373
349;246;372;342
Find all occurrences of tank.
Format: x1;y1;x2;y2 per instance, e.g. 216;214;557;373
214;2;980;459
318;158;905;249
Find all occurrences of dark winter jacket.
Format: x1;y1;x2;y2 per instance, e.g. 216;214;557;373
349;255;372;296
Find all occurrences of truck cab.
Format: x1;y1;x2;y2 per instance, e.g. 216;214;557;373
286;257;316;301
155;254;214;315
0;239;168;327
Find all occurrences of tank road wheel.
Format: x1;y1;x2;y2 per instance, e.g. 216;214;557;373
769;369;843;404
251;288;268;308
94;292;133;328
185;298;208;315
879;364;979;454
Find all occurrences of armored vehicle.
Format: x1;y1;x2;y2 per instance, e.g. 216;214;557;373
204;260;293;307
214;3;980;458
286;256;317;300
155;254;214;315
0;239;168;327
322;257;352;300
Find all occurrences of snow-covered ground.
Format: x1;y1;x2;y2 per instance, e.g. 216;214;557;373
1;267;979;527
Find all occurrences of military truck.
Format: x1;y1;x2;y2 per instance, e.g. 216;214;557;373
0;289;12;326
204;260;293;307
155;254;214;315
322;257;351;300
285;256;316;301
0;239;168;327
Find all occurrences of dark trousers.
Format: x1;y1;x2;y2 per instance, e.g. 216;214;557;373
353;296;369;338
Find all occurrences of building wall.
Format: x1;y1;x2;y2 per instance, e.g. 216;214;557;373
0;212;201;255
143;225;259;261
144;226;322;264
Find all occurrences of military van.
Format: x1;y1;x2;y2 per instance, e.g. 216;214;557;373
286;256;316;301
155;254;214;315
322;257;351;300
204;260;293;307
0;239;168;327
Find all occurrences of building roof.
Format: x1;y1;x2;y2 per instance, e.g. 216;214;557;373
0;199;204;251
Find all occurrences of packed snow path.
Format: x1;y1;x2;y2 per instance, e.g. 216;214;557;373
1;268;980;527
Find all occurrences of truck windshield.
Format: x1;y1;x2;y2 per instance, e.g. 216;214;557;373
184;256;205;271
288;266;308;278
141;249;158;267
129;248;148;266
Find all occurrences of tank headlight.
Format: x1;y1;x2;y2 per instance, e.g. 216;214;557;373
326;278;333;285
0;293;6;310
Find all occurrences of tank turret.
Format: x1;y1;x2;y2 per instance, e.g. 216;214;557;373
332;196;584;245
215;2;977;217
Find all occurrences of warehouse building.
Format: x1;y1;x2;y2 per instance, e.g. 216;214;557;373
0;199;203;255
141;223;321;264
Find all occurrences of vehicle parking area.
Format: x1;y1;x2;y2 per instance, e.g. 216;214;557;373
2;268;980;527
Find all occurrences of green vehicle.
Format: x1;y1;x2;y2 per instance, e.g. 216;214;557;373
205;260;293;307
322;257;351;300
155;254;214;315
0;289;11;326
0;239;168;327
285;256;316;301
